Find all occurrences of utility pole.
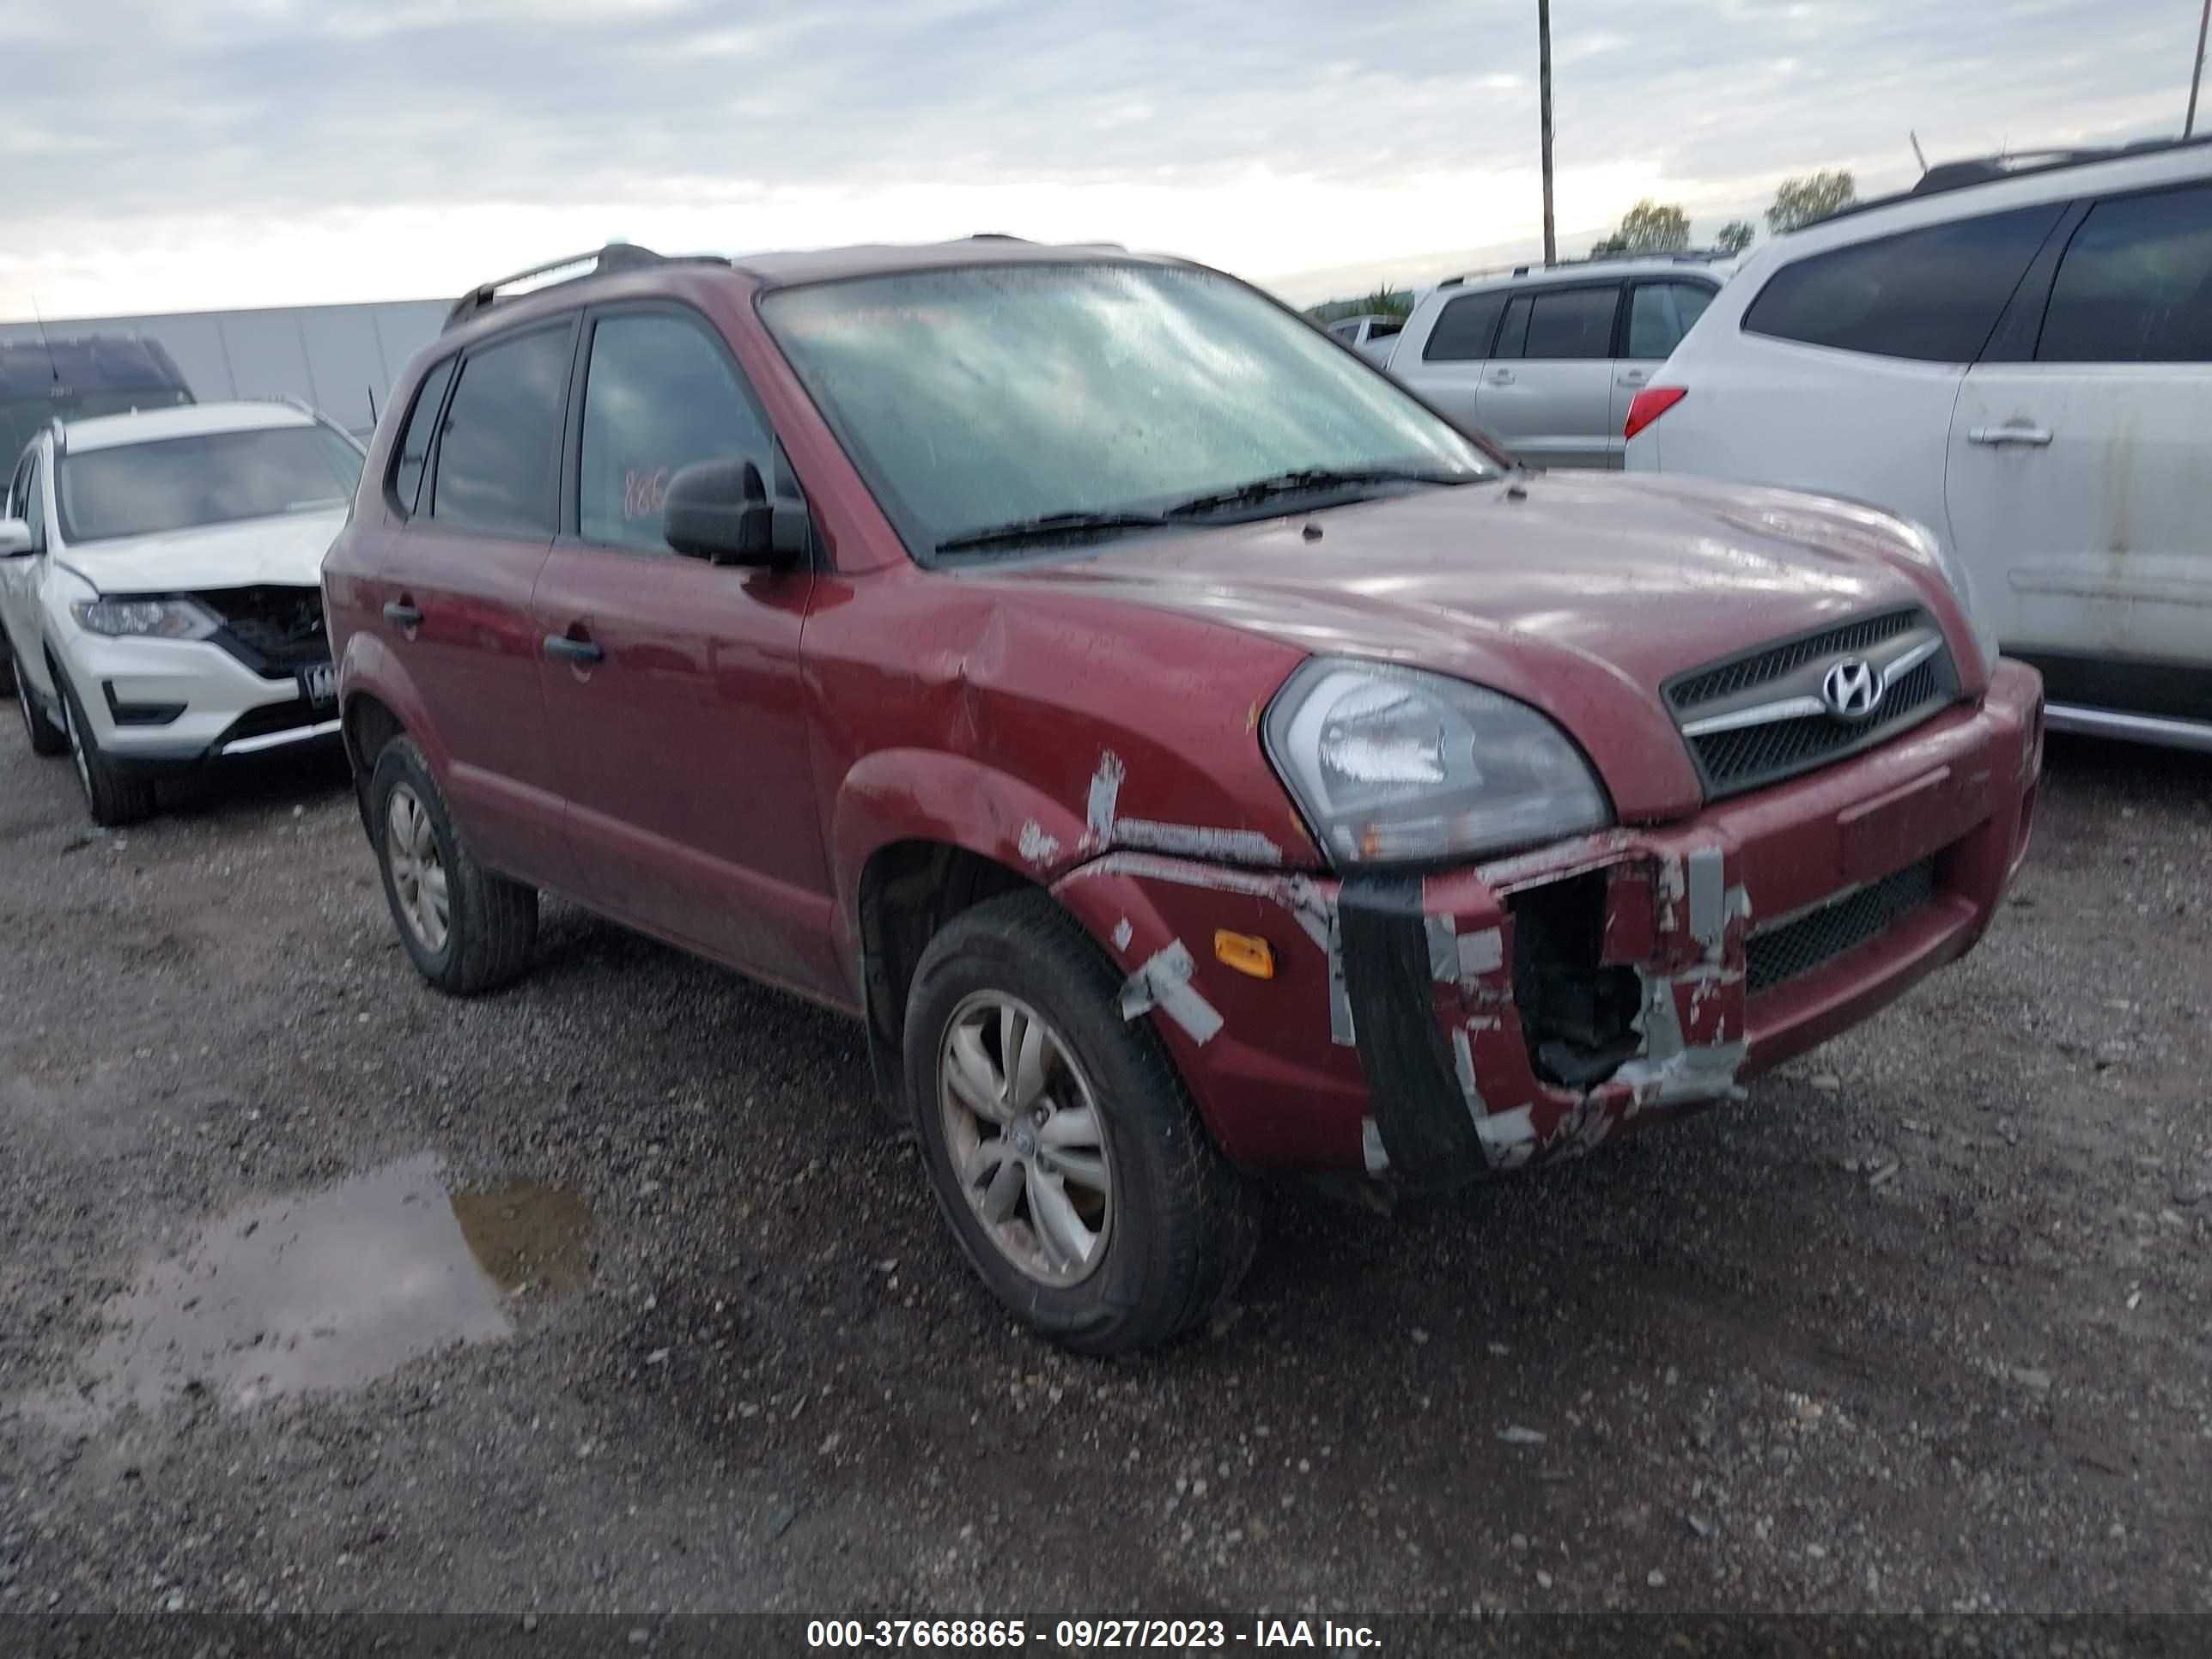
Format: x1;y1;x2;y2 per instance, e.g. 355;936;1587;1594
1538;0;1556;264
2190;0;2211;137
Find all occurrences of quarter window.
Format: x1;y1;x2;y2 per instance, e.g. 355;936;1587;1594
2038;185;2212;363
1626;282;1715;359
1743;205;2064;362
391;357;455;516
1423;291;1509;362
429;325;574;536
577;312;774;554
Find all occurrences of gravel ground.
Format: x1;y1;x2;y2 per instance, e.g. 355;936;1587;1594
0;710;2207;1630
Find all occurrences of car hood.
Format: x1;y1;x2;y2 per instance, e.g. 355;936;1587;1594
972;471;1969;823
61;507;348;595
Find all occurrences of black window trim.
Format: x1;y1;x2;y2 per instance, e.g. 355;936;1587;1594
381;351;461;520
416;313;584;544
1618;276;1722;361
556;297;802;562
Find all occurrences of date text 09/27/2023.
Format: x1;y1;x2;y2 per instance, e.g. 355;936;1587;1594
804;1617;1382;1649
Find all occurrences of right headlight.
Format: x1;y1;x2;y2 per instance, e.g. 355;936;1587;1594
1264;658;1612;866
70;597;219;641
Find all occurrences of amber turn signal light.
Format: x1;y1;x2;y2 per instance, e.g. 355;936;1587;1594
1212;930;1275;980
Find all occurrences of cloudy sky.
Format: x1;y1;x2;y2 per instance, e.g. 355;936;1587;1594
0;0;2197;320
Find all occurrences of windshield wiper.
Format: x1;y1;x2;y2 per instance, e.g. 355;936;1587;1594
935;509;1172;555
1161;466;1477;520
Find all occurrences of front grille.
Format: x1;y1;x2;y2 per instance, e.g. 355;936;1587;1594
1669;610;1921;712
1666;608;1960;799
1690;655;1949;793
198;586;329;678
1747;858;1936;996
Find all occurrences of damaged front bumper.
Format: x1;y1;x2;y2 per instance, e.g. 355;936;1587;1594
1054;660;2044;1187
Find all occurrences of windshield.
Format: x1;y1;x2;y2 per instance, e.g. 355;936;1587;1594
761;263;1499;557
56;425;364;544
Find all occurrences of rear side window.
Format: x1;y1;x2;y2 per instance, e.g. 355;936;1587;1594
1744;204;2064;362
1368;318;1402;342
429;325;573;536
1626;282;1715;359
1423;291;1508;362
2038;185;2212;362
577;312;774;554
1504;285;1619;361
20;453;42;544
390;357;455;516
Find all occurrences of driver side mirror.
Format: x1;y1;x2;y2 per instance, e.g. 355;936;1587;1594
0;517;33;558
662;458;808;569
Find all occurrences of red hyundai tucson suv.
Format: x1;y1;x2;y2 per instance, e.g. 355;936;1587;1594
322;239;2042;1353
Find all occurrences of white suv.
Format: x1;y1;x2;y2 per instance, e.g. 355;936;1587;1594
1;401;365;823
1383;254;1734;468
1626;138;2212;753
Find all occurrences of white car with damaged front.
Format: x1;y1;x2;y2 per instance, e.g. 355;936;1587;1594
0;400;364;825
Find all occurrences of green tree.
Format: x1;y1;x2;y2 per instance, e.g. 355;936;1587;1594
1765;170;1857;234
1589;199;1691;259
1714;220;1755;254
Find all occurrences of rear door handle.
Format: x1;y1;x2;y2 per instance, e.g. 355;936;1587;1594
1618;369;1650;387
1486;368;1516;386
1967;424;2052;447
544;633;605;665
383;600;422;629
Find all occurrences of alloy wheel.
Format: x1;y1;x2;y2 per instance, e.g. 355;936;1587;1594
938;991;1114;1285
384;784;450;953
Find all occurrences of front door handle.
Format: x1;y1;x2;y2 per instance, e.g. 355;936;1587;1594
383;599;422;629
1967;423;2053;447
544;633;605;666
1486;368;1516;386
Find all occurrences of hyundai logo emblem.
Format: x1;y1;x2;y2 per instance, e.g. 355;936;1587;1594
1820;657;1885;722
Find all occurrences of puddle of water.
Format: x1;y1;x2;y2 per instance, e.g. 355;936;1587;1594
19;1154;590;1429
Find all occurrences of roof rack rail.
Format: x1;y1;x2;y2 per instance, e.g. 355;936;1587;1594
443;242;730;331
1434;246;1737;289
1808;133;2212;228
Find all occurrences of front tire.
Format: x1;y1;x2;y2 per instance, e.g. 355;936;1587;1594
58;669;155;825
903;891;1255;1355
15;653;68;757
369;736;538;994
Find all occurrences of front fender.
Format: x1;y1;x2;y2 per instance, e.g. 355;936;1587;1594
830;746;1092;925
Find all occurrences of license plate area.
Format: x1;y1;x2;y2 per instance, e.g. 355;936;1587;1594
298;662;337;709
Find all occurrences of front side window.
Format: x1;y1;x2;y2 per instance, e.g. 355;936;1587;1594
1626;282;1716;359
762;263;1498;558
55;426;362;544
391;356;456;515
21;453;43;544
1424;291;1508;362
1744;204;2064;362
2039;185;2212;362
578;312;773;553
429;324;573;536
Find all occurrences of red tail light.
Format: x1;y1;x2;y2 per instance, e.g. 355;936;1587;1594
1624;386;1687;441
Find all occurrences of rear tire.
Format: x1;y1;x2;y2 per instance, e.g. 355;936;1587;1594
903;890;1256;1355
15;652;67;757
58;669;155;825
369;735;537;994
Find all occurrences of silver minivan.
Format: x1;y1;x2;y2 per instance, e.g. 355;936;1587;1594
1384;254;1734;468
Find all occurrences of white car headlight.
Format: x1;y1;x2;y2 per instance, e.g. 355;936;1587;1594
70;598;220;641
1265;659;1612;866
